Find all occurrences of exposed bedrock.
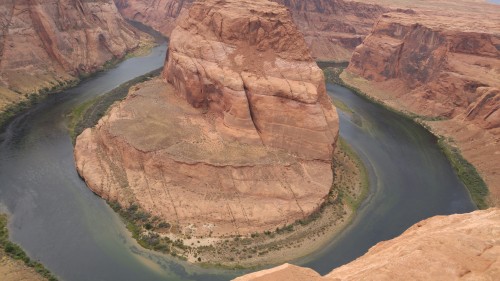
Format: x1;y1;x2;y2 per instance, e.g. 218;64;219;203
0;0;148;110
75;0;339;237
114;0;388;61
235;208;500;281
344;11;500;203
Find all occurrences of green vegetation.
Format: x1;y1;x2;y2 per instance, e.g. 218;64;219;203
69;68;162;142
322;66;345;85
0;214;58;281
438;139;489;209
1;37;159;132
336;138;369;210
108;202;190;258
0;80;78;130
321;64;491;209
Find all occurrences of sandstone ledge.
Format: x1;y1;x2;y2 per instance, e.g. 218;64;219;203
234;208;500;280
345;10;500;205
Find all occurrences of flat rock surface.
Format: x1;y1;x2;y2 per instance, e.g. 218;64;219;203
234;208;500;280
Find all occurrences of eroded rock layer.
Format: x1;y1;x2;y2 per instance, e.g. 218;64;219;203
234;208;500;280
75;0;338;237
0;0;147;110
344;10;500;203
114;0;388;61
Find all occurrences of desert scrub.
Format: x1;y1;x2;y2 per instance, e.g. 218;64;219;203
0;214;58;281
437;139;489;209
336;138;369;210
69;68;162;142
108;202;192;259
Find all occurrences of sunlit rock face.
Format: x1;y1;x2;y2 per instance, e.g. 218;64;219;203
75;0;339;237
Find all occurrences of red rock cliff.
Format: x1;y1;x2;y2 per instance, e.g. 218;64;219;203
348;12;500;127
0;0;148;110
343;10;500;203
114;0;388;61
164;0;338;160
75;0;339;237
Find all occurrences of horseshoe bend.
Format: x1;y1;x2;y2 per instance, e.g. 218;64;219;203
0;0;499;279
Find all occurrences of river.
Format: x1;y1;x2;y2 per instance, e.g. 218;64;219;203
0;44;475;280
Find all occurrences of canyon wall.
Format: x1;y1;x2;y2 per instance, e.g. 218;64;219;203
235;208;500;280
114;0;388;61
344;9;500;204
75;0;339;237
0;0;148;111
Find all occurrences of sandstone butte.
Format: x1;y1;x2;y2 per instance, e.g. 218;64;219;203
0;0;148;112
74;0;339;237
113;0;389;61
343;6;500;205
234;208;500;281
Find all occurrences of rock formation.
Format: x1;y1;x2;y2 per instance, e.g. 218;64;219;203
75;0;338;237
114;0;191;36
0;0;148;111
114;0;388;61
344;8;500;204
234;208;500;280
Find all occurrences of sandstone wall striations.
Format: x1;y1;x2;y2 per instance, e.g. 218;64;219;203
114;0;191;36
164;0;339;160
344;10;500;203
113;0;388;61
75;0;339;237
235;208;500;281
0;0;148;110
273;0;388;61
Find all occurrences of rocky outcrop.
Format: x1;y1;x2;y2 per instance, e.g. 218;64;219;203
114;0;192;36
273;0;388;61
348;12;500;124
0;0;148;111
75;0;338;237
344;10;500;203
164;0;338;160
114;0;388;61
234;208;500;280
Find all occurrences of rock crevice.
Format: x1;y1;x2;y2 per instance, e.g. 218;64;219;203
75;0;339;237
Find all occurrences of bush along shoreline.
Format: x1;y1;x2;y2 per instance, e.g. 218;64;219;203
321;64;489;209
103;136;369;268
0;36;159;133
0;214;58;281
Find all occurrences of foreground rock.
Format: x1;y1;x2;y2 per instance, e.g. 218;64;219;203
234;208;500;280
114;0;388;61
344;8;500;204
0;0;148;111
75;0;338;237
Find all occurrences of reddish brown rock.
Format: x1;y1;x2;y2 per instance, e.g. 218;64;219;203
0;0;149;110
114;0;388;61
75;0;339;237
114;0;191;36
234;208;500;281
344;9;500;204
164;0;338;160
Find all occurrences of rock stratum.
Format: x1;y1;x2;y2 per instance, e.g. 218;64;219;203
344;7;500;204
114;0;388;61
234;208;500;281
75;0;339;237
0;0;148;111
